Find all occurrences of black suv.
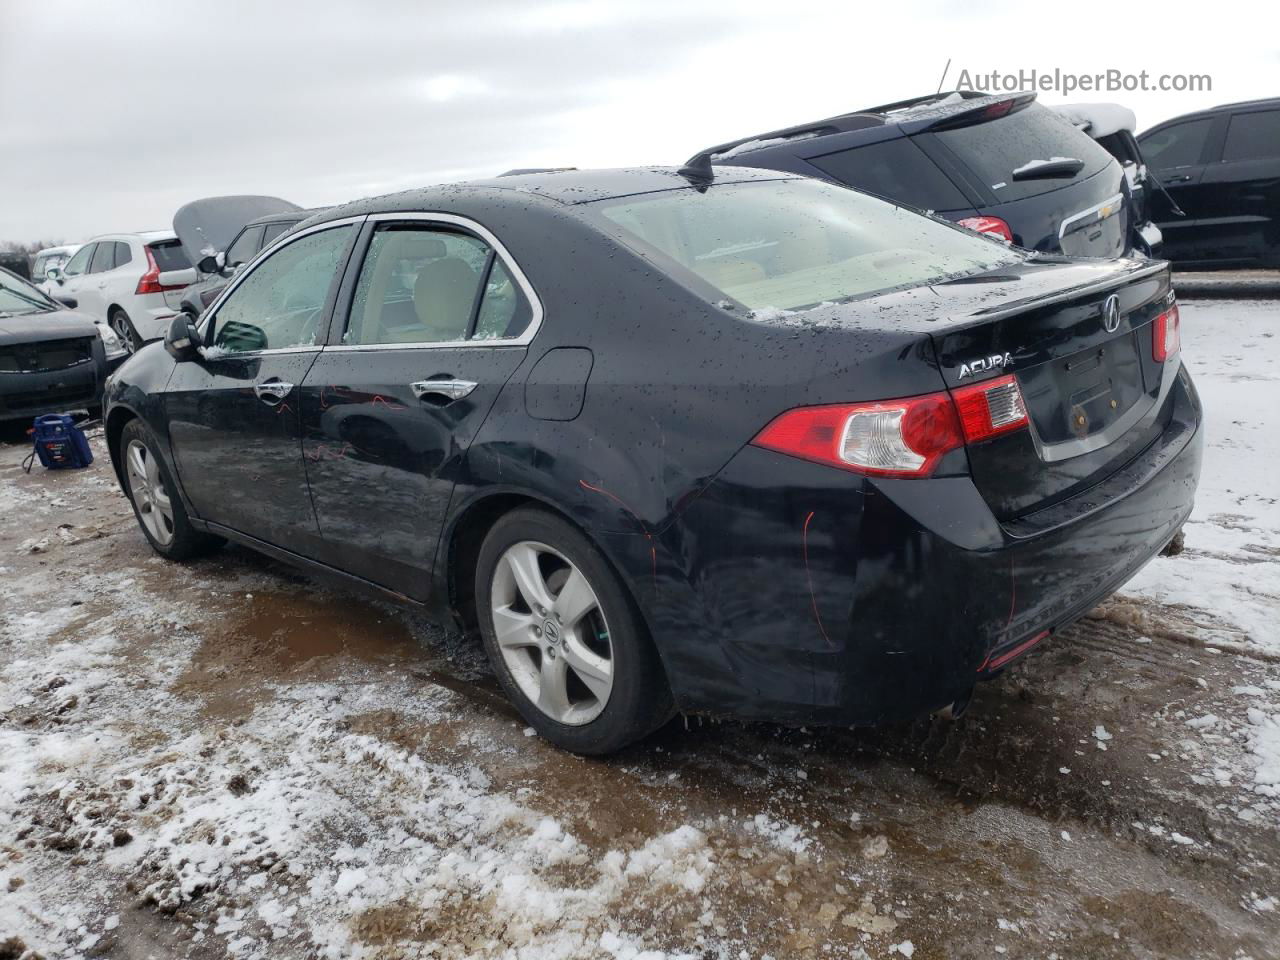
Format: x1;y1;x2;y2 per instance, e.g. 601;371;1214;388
1138;98;1280;267
693;90;1158;259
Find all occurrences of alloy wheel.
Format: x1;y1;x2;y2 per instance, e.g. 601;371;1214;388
125;439;175;546
490;540;614;725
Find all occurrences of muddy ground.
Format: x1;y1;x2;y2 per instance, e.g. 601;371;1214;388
1;424;1277;959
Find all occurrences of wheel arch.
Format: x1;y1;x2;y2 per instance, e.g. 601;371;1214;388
442;489;672;688
104;403;140;490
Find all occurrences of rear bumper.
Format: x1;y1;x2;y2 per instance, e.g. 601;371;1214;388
638;365;1202;725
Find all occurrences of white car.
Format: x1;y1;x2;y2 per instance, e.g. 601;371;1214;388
45;232;197;350
31;245;80;295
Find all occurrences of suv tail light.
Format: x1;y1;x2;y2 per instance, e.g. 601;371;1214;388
956;216;1014;242
135;246;184;295
1152;302;1181;362
751;376;1029;478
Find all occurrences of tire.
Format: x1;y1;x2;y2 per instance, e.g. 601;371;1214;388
475;507;674;754
109;309;139;352
119;419;222;560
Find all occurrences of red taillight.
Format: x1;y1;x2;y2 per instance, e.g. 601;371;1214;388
1152;303;1181;362
135;246;185;295
751;375;1029;478
956;216;1013;242
952;374;1029;443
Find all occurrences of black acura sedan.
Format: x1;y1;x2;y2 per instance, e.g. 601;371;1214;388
104;166;1202;754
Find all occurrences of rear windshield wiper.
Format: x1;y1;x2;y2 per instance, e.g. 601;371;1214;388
1011;157;1085;181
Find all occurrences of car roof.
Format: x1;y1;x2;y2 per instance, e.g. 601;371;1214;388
304;165;801;227
84;230;177;244
1142;97;1280;133
245;207;326;228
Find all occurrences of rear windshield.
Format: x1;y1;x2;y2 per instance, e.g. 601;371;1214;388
594;178;1020;312
148;240;191;272
930;103;1113;202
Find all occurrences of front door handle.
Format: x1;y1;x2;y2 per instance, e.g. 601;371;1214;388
253;380;294;403
411;378;477;402
1163;174;1193;184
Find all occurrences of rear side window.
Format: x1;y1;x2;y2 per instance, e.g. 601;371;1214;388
931;104;1113;201
148;240;191;272
1222;110;1280;162
809;138;970;212
262;220;294;246
343;224;530;346
596;178;1019;312
88;243;116;274
1141;118;1213;169
211;226;353;353
113;242;132;269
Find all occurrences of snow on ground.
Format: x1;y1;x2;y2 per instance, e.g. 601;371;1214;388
1120;298;1280;654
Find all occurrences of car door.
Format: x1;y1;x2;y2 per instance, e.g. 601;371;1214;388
100;240;135;313
56;242;96;313
298;215;539;600
1139;116;1221;262
164;218;361;556
1196;107;1280;266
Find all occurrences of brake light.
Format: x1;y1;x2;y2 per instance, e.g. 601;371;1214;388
956;216;1013;242
135;246;185;295
751;375;1029;478
952;374;1029;443
1152;303;1181;362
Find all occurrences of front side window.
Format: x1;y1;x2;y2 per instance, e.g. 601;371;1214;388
211;225;353;353
226;225;264;269
64;244;93;277
343;224;530;346
595;178;1020;312
1222;110;1280;162
1141;118;1213;169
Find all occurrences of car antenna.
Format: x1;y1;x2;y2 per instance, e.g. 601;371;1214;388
677;150;715;188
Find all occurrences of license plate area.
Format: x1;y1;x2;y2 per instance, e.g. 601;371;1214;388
1019;332;1146;445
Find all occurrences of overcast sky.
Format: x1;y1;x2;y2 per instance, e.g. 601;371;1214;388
1;0;1274;244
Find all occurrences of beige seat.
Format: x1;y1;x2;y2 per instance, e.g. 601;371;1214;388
384;257;476;343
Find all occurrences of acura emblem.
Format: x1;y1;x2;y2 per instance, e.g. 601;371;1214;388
1103;294;1121;333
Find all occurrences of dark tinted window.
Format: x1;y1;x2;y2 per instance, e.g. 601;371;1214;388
931;103;1113;201
64;244;93;277
261;220;295;246
113;241;132;269
148;240;191;272
1141;118;1214;169
809;138;969;211
88;242;116;274
226;226;264;268
1222;110;1280;162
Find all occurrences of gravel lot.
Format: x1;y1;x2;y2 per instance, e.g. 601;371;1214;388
1;299;1277;960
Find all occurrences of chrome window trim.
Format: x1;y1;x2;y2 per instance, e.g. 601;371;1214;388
197;215;367;357
328;211;544;351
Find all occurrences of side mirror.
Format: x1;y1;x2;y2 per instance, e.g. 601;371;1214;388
197;254;219;274
46;266;65;284
164;313;203;362
54;295;78;309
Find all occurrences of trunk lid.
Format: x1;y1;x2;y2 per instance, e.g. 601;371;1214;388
874;257;1175;521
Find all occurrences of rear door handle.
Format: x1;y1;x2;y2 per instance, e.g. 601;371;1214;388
253;380;294;403
1163;174;1193;184
411;378;477;402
